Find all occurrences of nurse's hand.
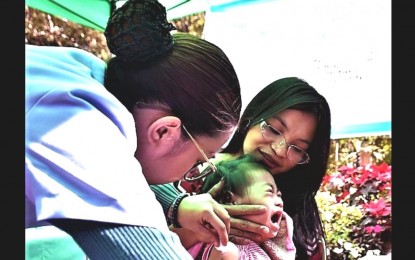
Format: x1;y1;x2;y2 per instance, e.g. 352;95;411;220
208;179;271;245
177;192;230;248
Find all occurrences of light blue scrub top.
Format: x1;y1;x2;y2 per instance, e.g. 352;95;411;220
25;45;168;232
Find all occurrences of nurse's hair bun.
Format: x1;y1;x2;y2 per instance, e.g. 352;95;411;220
104;0;176;63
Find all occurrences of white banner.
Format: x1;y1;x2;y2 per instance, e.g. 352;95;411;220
203;0;391;138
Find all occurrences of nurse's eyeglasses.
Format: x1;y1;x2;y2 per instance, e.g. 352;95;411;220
182;125;217;182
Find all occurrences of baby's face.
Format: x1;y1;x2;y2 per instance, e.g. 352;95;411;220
234;170;283;240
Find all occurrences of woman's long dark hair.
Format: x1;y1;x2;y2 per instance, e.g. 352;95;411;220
223;77;331;258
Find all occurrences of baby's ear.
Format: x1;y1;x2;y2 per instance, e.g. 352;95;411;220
222;190;236;204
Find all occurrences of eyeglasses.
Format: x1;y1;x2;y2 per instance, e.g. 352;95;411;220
260;121;310;164
182;125;217;181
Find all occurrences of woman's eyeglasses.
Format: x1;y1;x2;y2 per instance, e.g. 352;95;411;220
260;121;310;164
182;125;217;181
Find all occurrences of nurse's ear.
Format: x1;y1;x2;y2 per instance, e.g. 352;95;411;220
146;116;183;155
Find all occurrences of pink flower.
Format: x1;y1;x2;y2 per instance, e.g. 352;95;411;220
365;226;373;233
362;198;391;217
373;225;383;233
321;174;333;186
351;167;370;185
365;225;383;233
371;162;392;182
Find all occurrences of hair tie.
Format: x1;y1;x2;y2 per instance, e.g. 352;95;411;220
104;0;176;63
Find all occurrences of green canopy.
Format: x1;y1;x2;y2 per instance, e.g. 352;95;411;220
26;0;205;32
26;0;112;31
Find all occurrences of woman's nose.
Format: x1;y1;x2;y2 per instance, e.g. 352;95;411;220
271;140;288;157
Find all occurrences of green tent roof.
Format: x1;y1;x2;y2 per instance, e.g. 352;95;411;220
27;0;112;31
26;0;206;32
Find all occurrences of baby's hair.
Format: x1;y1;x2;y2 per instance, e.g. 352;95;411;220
201;155;270;203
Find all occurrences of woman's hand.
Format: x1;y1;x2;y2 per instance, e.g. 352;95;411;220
177;193;230;248
223;205;272;244
208;179;272;245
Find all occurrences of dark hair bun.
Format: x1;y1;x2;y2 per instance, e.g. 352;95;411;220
104;0;176;63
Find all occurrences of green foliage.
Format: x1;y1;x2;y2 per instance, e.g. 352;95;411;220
327;136;392;173
317;192;365;259
25;6;205;62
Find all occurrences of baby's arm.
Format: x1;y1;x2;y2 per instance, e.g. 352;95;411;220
171;226;239;260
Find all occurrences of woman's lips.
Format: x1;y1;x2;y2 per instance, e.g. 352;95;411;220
259;150;279;168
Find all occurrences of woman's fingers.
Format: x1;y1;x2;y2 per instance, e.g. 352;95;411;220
222;204;272;244
200;213;229;247
223;204;270;235
222;204;267;216
229;216;269;234
173;194;272;247
176;193;230;247
191;220;222;245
